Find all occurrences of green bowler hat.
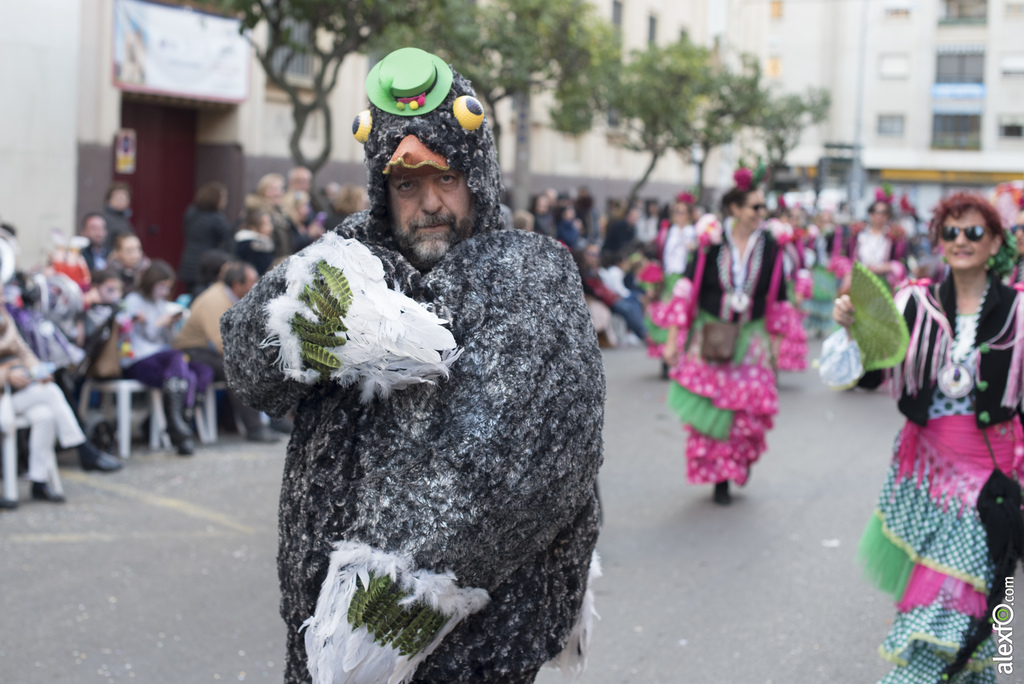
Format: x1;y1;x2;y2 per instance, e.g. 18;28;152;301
366;47;453;116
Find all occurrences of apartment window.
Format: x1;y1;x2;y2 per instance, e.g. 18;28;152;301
612;0;623;30
1009;2;1024;17
932;113;982;149
941;0;988;21
936;52;985;83
878;114;906;137
270;18;315;80
766;56;782;78
648;15;658;44
770;0;784;19
1001;53;1024;77
879;53;911;79
999;115;1024;137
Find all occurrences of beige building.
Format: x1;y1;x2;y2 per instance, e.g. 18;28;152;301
3;0;774;268
763;0;1024;217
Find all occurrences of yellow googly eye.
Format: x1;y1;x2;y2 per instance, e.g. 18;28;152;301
352;110;372;144
453;96;484;131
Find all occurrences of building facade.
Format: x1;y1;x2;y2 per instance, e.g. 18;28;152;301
766;0;1024;218
4;0;774;268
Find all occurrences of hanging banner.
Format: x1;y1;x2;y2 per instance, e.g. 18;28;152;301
115;128;137;174
112;0;250;103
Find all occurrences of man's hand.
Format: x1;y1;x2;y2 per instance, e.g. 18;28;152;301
9;367;31;390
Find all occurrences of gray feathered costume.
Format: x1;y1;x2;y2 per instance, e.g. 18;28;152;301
221;48;605;684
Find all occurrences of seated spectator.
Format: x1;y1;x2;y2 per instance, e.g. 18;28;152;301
325;184;368;230
178;182;233;297
173;262;278;443
556;205;583;249
234;209;276;276
282;190;325;252
574;243;649;342
79;212;109;274
107;233;150;293
81;268;124;342
121;261;212;456
190;250;234;304
0;288;121;507
512;209;535;232
102;181;135;250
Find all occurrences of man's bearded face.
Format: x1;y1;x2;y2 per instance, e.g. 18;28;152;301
388;169;475;270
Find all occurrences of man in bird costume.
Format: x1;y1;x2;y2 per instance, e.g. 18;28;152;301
221;48;605;684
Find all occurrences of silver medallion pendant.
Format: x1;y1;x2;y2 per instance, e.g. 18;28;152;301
937;363;974;399
728;291;751;313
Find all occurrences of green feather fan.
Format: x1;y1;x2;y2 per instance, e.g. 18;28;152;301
347;572;447;657
849;262;909;371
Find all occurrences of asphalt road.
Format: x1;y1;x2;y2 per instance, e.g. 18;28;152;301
1;344;1019;683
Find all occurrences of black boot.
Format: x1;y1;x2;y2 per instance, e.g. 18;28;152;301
162;378;196;456
713;481;731;506
78;441;122;472
32;481;66;503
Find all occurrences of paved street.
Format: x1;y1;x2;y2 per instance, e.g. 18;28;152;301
1;344;1019;683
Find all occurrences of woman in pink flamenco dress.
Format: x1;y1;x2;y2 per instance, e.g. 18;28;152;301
662;176;788;505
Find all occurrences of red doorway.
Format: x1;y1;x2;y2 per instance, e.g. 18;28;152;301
114;101;197;272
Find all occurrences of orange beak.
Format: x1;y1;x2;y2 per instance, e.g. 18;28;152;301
383;135;450;177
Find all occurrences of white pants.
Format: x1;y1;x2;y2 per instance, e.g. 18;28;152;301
12;382;85;483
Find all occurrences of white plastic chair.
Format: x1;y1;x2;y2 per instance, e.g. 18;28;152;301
1;386;63;503
194;381;227;445
77;379;169;458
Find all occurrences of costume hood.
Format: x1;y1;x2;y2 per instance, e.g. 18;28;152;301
351;48;504;250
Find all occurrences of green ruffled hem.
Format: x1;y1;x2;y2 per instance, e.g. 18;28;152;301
859;510;988;596
667;382;733;441
859;511;916;601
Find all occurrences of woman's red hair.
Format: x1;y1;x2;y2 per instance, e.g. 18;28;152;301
929;192;1004;241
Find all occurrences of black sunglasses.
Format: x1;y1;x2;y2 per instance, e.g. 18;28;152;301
1010;224;1024;234
746;203;766;211
940;224;987;242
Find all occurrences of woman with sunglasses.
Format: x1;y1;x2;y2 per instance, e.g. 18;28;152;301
832;192;1024;684
662;169;787;505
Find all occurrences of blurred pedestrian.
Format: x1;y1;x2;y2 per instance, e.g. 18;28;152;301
324;184;367;231
178;182;232;297
512;209;534;232
602;203;640;256
662;173;782;506
250;173;293;258
102;182;135;249
107;233;150;293
531;193;555;238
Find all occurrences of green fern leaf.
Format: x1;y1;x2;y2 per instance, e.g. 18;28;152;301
300;342;342;371
316;262;354;316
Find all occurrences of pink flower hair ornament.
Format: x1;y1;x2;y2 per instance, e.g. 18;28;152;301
733;168;753;191
677;191;696;205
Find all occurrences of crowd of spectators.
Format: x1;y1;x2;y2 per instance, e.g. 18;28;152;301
0;166;377;508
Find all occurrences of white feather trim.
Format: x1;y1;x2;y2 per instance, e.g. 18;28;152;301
302;540;490;684
262;233;462;399
546;551;602;682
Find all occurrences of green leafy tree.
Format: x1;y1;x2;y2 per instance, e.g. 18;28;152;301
218;0;432;177
685;54;765;204
381;0;619;211
607;37;709;207
759;87;831;192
